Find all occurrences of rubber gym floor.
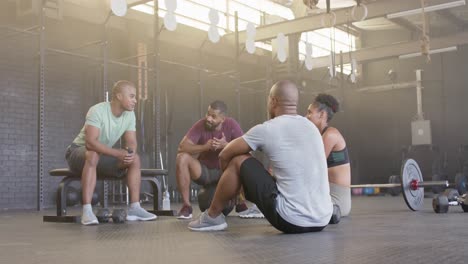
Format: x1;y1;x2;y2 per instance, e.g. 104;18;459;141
1;196;466;264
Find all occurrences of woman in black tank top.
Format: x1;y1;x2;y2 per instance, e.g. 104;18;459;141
306;94;352;217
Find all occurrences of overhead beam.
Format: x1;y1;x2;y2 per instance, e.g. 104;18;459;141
311;31;468;68
357;82;417;93
336;25;362;37
389;18;422;33
348;24;365;34
224;0;451;44
436;10;467;29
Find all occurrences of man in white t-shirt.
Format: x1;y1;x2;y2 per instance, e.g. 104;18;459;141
188;80;333;233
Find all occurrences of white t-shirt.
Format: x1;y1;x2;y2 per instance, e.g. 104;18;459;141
243;115;333;227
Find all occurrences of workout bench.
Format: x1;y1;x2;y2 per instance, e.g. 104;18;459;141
43;168;175;223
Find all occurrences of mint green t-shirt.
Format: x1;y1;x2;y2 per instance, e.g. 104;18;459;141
72;102;136;147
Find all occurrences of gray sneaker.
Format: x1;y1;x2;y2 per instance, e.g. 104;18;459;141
126;206;157;221
81;210;99;226
188;211;228;231
238;204;264;219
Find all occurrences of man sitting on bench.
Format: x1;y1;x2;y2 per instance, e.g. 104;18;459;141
65;80;157;225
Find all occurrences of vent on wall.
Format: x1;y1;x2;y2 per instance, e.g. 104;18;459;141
16;0;63;19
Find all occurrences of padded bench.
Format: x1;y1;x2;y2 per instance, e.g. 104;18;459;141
43;168;175;223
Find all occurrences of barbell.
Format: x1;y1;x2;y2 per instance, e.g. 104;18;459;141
351;159;449;211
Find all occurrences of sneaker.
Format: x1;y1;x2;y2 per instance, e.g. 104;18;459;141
238;204;264;219
177;205;193;220
329;204;341;225
188;211;228;232
235;202;248;213
126;206;157;221
81;210;99;226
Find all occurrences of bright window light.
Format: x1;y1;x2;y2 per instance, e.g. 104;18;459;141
146;1;220;25
228;16;250;31
234;0;294;20
255;42;272;51
229;1;262;24
299;28;356;61
298;41;330;58
189;0;228;12
131;3;226;34
131;4;154;15
131;0;294;52
336;64;352;75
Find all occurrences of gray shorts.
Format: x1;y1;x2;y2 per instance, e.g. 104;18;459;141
330;182;351;217
65;144;127;178
193;163;221;186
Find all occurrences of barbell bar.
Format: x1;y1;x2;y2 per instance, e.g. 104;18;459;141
351;159;449;211
351;181;448;189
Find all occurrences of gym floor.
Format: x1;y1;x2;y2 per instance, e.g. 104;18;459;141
1;196;467;264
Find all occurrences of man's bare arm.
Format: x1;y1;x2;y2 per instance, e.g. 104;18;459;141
85;125;127;160
178;136;213;155
218;137;251;171
123;131;138;153
122;130;138;164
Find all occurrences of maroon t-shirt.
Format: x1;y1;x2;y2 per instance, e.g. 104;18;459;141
186;117;243;169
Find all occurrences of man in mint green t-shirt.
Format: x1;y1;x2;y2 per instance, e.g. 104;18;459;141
66;80;156;225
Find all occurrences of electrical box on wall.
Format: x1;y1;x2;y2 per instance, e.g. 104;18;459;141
411;120;432;145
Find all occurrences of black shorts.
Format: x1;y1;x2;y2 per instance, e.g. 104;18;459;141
193;164;221;186
240;157;326;234
65;144;127;178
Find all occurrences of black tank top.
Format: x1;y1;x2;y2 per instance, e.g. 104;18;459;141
321;127;350;168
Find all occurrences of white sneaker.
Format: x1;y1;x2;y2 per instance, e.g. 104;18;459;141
126;206;157;221
238;204;264;219
81;210;99;225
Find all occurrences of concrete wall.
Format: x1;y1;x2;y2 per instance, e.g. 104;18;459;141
336;29;468;184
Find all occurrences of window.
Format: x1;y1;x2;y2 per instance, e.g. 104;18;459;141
130;0;294;51
299;27;356;74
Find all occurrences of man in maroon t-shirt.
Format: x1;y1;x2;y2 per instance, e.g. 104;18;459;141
176;100;245;219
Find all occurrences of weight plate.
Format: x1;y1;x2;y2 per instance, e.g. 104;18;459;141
432;195;449;214
401;159;424;211
387;175;401;196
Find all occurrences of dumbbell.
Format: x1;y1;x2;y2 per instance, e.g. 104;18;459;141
96;208;127;223
66;186;80;206
432;188;468;214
